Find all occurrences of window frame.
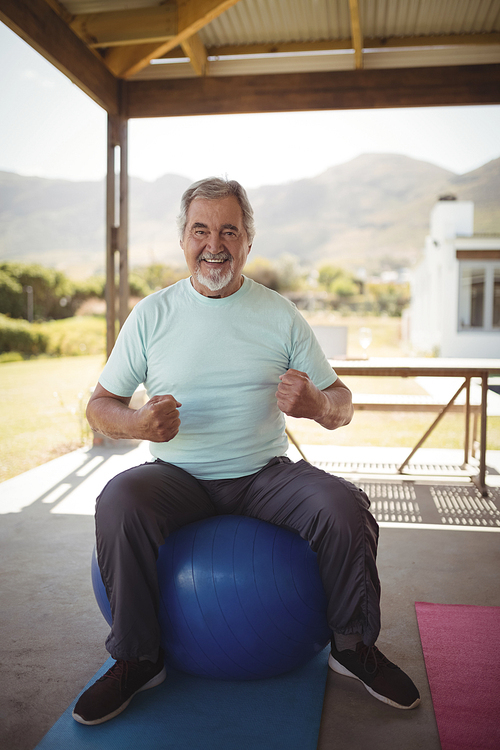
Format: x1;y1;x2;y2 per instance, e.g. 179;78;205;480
458;260;500;333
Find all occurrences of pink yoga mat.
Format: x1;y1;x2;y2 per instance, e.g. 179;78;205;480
415;602;500;750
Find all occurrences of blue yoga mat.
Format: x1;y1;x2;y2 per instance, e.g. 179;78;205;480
35;648;329;750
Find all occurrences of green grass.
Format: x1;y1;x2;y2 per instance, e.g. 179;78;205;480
0;354;105;482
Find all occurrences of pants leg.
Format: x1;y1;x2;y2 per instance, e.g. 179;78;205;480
201;458;381;646
95;460;216;661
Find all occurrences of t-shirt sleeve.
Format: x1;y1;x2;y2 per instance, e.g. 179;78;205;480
288;311;338;390
98;304;148;397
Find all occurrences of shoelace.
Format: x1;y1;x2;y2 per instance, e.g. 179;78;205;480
358;644;393;676
97;660;136;689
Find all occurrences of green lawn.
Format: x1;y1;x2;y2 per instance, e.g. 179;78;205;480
0;354;104;482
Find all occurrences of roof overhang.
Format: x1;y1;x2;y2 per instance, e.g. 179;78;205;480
1;0;499;117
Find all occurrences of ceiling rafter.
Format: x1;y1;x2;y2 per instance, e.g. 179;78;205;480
181;32;209;76
1;0;498;113
69;4;177;48
102;0;243;78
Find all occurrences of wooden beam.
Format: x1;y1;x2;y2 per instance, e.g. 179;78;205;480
456;250;500;260
0;0;119;113
125;64;500;118
104;0;242;78
181;32;500;59
348;0;363;69
70;4;177;48
181;33;209;76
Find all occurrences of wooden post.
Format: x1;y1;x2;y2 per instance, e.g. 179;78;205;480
463;376;471;468
118;116;129;331
105;115;116;359
479;373;488;495
105;111;129;358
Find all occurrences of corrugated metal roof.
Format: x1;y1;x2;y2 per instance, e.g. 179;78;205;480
53;0;500;80
201;0;351;46
62;0;500;44
358;0;500;37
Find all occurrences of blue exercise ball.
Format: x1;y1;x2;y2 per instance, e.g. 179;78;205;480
91;515;330;680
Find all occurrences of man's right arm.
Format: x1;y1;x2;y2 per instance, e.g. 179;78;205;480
86;383;181;443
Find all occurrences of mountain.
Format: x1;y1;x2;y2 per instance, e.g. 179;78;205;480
0;154;498;277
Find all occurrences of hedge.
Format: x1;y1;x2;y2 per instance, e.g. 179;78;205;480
0;314;48;355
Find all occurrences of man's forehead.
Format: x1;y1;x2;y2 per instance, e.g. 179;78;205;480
187;196;243;225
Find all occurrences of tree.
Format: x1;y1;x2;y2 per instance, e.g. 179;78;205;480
245;257;280;290
318;264;358;297
0;262;107;320
366;281;410;317
132;264;188;293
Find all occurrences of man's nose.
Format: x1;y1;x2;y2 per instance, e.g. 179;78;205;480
205;233;224;252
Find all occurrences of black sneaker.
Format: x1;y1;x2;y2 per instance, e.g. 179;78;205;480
329;641;420;709
72;652;166;725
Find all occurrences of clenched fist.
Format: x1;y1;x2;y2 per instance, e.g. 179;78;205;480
133;394;182;443
276;369;327;421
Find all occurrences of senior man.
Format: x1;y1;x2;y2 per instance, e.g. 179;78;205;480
73;177;419;725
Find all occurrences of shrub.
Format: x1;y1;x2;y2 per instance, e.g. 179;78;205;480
245;257;280;290
132;264;189;293
318;264;359;298
40;316;106;357
0;314;48;355
0;270;24;319
0;262;75;320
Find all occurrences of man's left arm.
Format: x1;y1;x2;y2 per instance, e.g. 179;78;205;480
276;369;353;431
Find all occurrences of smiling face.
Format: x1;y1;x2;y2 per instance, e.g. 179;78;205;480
181;196;252;298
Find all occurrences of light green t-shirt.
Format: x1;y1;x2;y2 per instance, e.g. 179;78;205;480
99;276;337;479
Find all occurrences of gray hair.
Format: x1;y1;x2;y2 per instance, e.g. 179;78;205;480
177;177;255;244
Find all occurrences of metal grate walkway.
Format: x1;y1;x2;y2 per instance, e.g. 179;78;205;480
357;481;500;528
314;459;473;477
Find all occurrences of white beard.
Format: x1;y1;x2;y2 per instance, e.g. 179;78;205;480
194;259;234;292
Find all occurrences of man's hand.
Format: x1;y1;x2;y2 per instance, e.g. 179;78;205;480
276;369;354;430
132;395;182;443
86;383;182;443
276;369;327;421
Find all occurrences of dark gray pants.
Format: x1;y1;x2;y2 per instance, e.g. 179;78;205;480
95;457;381;662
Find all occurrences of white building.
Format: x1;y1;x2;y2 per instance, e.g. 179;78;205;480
410;198;500;358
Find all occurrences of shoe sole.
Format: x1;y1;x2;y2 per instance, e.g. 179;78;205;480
72;666;167;725
328;654;420;710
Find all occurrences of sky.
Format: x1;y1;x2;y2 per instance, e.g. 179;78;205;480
1;21;500;189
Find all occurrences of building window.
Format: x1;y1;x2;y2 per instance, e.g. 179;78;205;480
494;268;500;328
459;262;500;331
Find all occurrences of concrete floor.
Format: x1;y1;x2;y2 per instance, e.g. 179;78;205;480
1;443;499;750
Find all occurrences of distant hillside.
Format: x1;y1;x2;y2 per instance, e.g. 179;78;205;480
0;154;498;277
